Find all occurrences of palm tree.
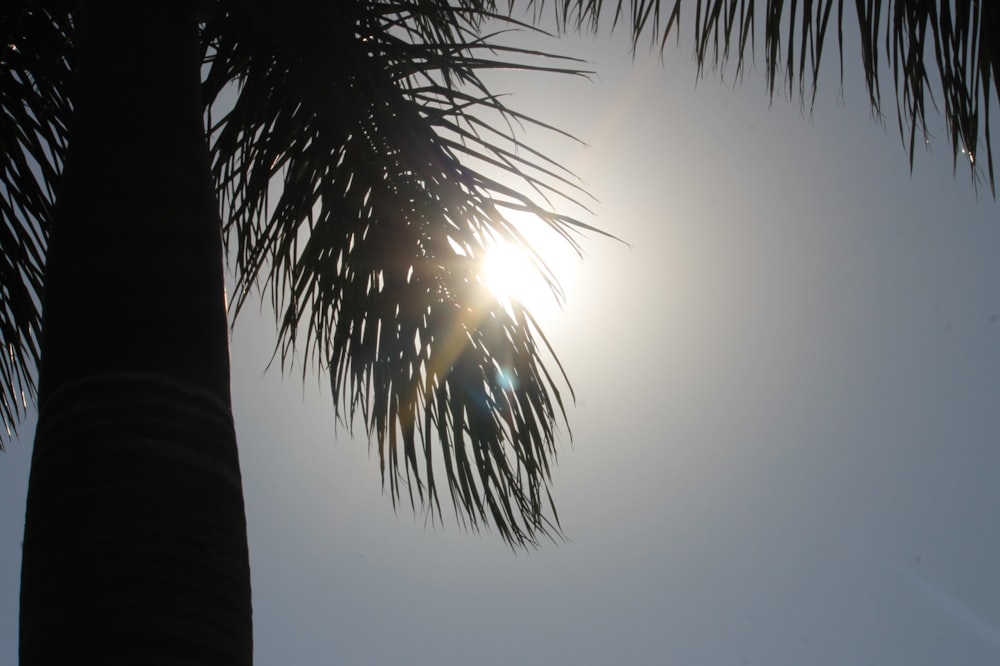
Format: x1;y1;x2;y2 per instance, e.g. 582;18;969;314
1;1;995;664
7;2;591;662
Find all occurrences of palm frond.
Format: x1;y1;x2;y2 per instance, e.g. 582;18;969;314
0;3;73;444
531;0;998;193
205;0;595;546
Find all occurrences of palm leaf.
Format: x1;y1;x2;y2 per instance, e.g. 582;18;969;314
0;3;73;443
532;0;998;193
205;0;596;546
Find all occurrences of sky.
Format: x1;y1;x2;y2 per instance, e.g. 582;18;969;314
3;13;1000;666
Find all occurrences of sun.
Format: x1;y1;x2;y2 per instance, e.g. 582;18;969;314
479;213;581;324
482;242;538;301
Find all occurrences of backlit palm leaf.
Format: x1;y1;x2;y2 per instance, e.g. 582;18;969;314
204;0;594;545
533;0;998;191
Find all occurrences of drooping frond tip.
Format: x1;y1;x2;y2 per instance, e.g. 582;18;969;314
539;0;998;194
205;1;594;546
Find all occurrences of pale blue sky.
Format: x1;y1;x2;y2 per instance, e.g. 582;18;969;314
3;18;1000;666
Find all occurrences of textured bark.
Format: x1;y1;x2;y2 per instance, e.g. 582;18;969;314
20;4;253;663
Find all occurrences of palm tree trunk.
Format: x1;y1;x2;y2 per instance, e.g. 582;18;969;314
19;4;252;664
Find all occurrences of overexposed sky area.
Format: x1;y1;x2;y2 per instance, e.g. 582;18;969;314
2;15;1000;666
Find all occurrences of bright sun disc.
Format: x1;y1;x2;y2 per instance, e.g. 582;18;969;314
483;243;538;300
480;215;580;325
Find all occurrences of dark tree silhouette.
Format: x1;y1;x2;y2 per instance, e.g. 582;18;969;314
1;1;995;664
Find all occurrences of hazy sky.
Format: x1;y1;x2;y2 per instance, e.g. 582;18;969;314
3;16;1000;666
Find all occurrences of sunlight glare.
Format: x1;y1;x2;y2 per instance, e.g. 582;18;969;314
482;242;536;299
479;212;581;325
